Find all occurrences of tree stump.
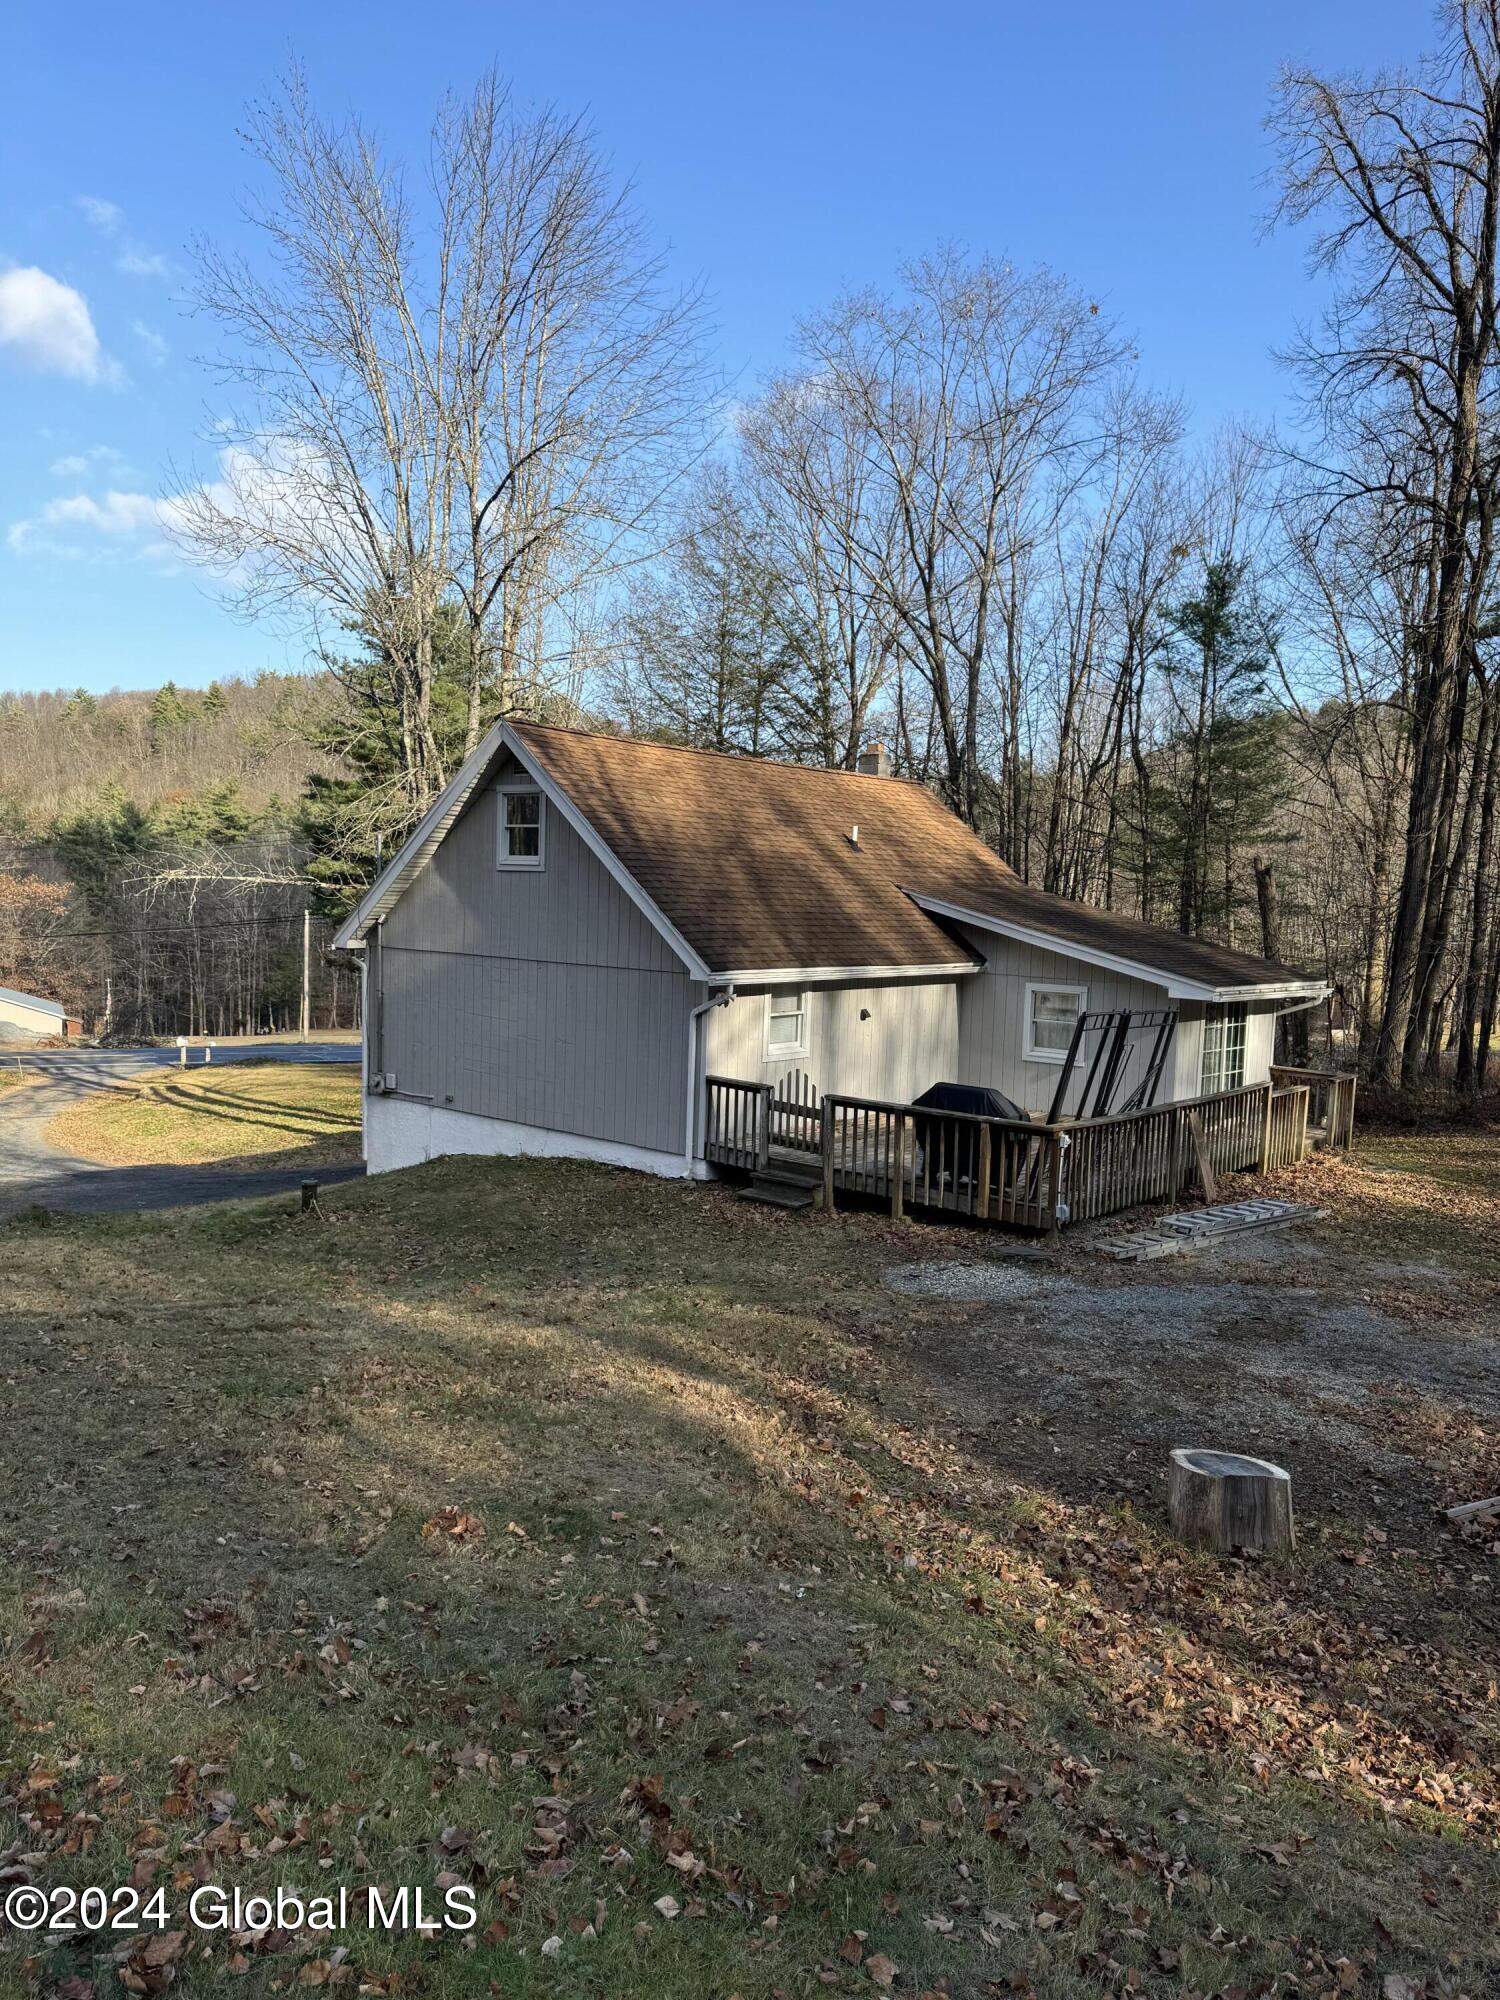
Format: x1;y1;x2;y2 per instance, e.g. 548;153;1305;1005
1167;1448;1294;1555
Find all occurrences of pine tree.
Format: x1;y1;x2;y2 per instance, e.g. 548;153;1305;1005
148;681;193;753
298;604;481;920
1156;560;1282;940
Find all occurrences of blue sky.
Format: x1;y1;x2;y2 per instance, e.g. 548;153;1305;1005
2;0;1424;697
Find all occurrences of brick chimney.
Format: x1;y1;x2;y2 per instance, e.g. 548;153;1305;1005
856;741;891;777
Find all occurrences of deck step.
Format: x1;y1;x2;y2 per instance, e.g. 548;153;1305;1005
739;1160;822;1210
740;1179;817;1211
1093;1198;1324;1263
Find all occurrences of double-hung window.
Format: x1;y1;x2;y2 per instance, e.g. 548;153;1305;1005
765;990;807;1060
1200;1001;1247;1094
1023;983;1086;1062
497;784;544;869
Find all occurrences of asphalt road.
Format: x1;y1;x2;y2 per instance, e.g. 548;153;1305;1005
0;1042;365;1216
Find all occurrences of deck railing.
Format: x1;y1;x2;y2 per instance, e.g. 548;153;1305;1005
703;1074;771;1172
1057;1084;1261;1225
817;1094;1062;1230
1270;1065;1357;1151
1263;1083;1311;1171
702;1068;1353;1232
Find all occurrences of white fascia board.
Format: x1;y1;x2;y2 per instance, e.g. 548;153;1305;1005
716;961;979;986
907;893;1324;1004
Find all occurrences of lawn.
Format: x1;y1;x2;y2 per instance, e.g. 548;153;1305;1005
42;1062;362;1171
0;1135;1495;1998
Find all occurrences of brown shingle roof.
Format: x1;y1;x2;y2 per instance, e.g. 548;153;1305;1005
907;878;1319;992
511;723;982;974
511;724;1319;992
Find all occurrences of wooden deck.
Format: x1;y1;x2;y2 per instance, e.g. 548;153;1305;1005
704;1067;1355;1234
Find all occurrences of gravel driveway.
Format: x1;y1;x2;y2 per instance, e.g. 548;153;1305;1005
0;1043;364;1215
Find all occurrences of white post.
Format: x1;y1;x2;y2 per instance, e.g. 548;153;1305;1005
300;907;311;1044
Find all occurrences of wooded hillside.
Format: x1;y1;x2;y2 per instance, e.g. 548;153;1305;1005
0;674;357;1036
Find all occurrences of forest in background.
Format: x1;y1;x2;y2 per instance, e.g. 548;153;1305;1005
5;7;1500;1089
0;674;361;1036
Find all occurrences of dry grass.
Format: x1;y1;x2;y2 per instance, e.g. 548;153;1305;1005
42;1061;361;1170
0;1139;1494;1998
1251;1125;1500;1286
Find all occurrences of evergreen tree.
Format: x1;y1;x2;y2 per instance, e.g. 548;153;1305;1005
299;604;483;920
148;681;193;752
1156;560;1283;939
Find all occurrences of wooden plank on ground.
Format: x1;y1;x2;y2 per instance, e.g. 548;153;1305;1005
1185;1107;1217;1203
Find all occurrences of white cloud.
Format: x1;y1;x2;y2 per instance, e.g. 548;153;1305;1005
131;318;168;364
0;267;105;381
77;193;170;280
118;248;170;279
10;441;334;575
8;487;163;555
77;196;123;231
48;491;159;534
49;444;125;477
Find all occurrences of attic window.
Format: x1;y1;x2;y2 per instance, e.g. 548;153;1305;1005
498;784;544;869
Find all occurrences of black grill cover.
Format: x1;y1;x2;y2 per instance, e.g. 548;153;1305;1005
911;1081;1029;1125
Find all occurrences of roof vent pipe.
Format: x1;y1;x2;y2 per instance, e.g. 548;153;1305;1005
856;742;891;777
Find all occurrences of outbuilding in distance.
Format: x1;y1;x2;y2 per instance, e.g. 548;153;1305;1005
0;984;81;1044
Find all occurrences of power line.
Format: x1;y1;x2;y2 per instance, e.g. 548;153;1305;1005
39;914;344;945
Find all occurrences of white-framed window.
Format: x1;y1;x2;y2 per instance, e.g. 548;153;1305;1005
1023;982;1086;1062
764;989;808;1060
497;782;545;869
1201;1001;1247;1094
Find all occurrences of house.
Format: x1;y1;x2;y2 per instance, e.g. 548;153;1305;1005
333;722;1327;1195
0;985;79;1043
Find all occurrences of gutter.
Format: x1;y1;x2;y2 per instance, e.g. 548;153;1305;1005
686;985;735;1170
1273;993;1326;1020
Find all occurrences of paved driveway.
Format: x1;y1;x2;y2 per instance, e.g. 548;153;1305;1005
0;1042;365;1215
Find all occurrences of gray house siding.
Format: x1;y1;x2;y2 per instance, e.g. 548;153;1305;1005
374;773;691;1159
702;946;1285;1126
704;980;960;1104
953;931;1169;1116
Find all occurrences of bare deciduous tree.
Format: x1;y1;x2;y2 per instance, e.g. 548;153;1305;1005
1271;0;1500;1083
174;69;710;820
784;251;1124;842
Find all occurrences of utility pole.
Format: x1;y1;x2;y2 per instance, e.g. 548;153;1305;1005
300;906;310;1044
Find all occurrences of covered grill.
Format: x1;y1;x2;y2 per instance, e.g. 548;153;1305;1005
911;1080;1029;1125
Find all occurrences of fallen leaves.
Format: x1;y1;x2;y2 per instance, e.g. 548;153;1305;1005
113;1929;187;1995
420;1507;484;1543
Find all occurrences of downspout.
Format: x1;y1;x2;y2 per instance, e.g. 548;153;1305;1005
369;920;386;1083
686;984;734;1172
355;944;369;1162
